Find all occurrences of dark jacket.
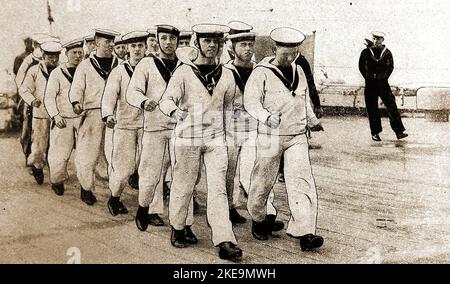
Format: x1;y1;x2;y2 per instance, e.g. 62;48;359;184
295;54;320;108
13;51;31;75
358;45;394;80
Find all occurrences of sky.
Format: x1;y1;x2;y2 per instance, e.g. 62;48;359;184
1;0;449;86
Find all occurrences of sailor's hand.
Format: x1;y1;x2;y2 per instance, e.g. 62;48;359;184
172;109;188;121
267;112;282;128
54;115;67;129
314;106;324;119
310;122;324;132
31;99;41;108
106;115;116;129
73;103;83;115
143;100;158;112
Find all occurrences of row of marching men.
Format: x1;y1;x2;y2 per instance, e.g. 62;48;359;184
15;21;325;261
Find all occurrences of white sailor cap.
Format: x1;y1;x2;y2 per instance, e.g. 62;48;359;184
114;35;126;45
179;31;193;41
93;28;121;40
63;38;85;50
147;28;157;38
41;41;63;54
121;31;150;44
192;24;230;38
156;25;180;37
226;21;256;42
228;21;253;35
31;33;60;44
84;32;95;42
371;31;386;38
270;27;305;47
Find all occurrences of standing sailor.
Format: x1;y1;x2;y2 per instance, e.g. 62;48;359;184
159;24;242;260
69;28;120;205
44;38;84;195
101;31;148;215
244;27;324;251
358;31;407;141
19;41;62;185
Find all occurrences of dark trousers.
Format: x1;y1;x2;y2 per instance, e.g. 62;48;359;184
364;79;405;135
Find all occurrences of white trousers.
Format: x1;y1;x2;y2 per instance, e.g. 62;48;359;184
108;128;143;197
28;118;50;169
247;133;318;237
169;135;237;246
48;117;80;184
226;130;276;215
75;109;105;191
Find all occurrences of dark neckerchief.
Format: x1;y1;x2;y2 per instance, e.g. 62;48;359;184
40;65;51;81
278;65;294;85
191;64;223;96
257;61;299;96
61;65;75;83
89;55;118;80
153;56;179;84
232;64;253;92
123;61;135;78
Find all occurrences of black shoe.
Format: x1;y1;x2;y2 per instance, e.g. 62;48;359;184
80;188;97;205
184;226;198;244
193;196;200;215
32;166;44;185
135;206;149;231
148;213;165;226
299;234;324;251
128;170;139;190
51;183;64;196
171;227;186;248
107;196;128;216
396;132;408;140
251;221;270;241
163;182;171;201
218;242;243;260
229;208;247;224
278;173;285;183
266;215;284;232
372;134;381;141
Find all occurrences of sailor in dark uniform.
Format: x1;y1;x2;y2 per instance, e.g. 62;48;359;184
358;31;407;141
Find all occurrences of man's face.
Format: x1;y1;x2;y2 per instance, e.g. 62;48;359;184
128;41;147;62
43;53;60;69
179;39;190;47
233;40;255;62
147;37;158;53
114;44;127;59
158;32;178;56
96;36;114;56
372;36;384;48
274;46;299;66
197;37;221;59
86;41;96;52
66;47;84;66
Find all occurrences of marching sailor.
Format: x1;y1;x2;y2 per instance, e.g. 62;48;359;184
126;25;191;229
44;38;84;195
101;31;148;215
69;28;120;205
159;24;243;260
244;27;324;251
19;41;62;185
